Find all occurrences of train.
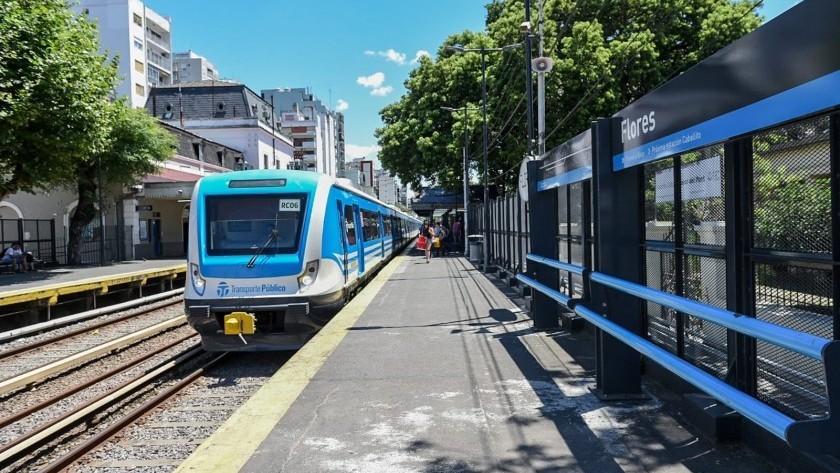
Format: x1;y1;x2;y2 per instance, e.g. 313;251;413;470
184;169;421;351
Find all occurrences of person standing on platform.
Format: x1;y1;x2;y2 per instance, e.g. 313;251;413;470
452;218;462;245
421;222;435;263
434;222;449;256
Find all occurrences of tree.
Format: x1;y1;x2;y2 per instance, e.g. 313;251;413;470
376;31;489;191
376;0;762;193
63;102;177;264
0;0;118;199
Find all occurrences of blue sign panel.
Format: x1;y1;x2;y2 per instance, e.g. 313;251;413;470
611;0;840;170
537;129;592;191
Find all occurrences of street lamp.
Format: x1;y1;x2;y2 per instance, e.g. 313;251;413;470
98;156;105;266
441;105;480;255
447;43;520;272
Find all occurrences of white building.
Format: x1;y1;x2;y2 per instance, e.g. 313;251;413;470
78;0;173;108
262;88;342;177
146;81;294;171
173;50;219;83
342;159;376;198
376;171;406;206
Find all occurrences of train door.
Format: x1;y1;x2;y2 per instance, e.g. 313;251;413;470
337;202;349;283
353;204;364;275
379;213;386;260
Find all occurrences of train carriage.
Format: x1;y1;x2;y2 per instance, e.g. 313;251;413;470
184;169;420;351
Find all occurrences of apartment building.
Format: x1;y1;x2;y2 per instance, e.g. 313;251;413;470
173;50;219;83
78;0;173;108
262;88;343;177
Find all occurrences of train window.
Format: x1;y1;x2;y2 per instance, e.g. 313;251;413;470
383;215;392;236
205;193;307;256
361;210;381;242
344;205;356;245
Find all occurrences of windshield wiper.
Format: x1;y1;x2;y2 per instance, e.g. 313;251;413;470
246;229;279;268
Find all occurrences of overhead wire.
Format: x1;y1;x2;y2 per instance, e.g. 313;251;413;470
543;0;764;145
543;1;676;144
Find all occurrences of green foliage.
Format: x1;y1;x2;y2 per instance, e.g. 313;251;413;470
65;101;176;264
0;0;119;198
752;159;830;254
376;0;761;194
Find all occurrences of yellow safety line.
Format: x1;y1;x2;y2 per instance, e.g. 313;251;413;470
175;255;407;473
0;264;186;307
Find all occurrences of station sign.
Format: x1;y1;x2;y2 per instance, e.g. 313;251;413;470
612;0;840;170
537;129;592;191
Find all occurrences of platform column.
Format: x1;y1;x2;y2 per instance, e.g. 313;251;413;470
590;117;644;398
527;159;560;329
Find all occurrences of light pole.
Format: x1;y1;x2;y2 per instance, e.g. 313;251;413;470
441;105;479;255
447;43;519;272
98;156;106;266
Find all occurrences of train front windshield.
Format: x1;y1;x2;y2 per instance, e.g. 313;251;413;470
205;194;307;256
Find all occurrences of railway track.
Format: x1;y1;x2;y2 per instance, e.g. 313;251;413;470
0;293;291;472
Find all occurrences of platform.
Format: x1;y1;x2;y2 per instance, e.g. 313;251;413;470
176;249;779;473
0;259;187;295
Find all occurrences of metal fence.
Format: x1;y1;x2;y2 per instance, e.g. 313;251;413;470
0;220;132;266
480;110;838;436
0;219;57;264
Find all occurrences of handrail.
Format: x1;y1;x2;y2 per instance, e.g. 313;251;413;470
519;254;840;455
526;254;585;275
589;272;830;360
573;302;796;439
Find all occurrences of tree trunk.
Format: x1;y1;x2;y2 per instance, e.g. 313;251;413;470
67;167;100;265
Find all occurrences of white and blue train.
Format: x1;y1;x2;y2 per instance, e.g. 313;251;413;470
185;169;421;351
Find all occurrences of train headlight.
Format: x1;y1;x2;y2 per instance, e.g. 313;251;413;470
297;260;319;292
191;263;206;296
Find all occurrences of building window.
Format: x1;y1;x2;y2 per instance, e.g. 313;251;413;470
134;60;144;72
135;83;144;96
133;13;142;26
217;151;224;167
133;37;143;50
263;154;268;169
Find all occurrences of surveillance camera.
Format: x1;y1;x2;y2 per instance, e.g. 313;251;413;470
520;21;532;33
131;184;144;193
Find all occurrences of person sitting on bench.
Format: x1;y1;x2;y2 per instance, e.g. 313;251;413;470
2;242;25;273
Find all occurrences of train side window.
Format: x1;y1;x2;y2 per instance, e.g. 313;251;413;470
361;210;380;241
383;215;392;236
344;205;356;245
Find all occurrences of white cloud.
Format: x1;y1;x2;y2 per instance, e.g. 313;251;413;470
365;49;409;65
345;143;381;160
336;99;349;112
356;72;385;88
380;48;406;65
371;86;393;97
357;72;393;96
411;50;430;64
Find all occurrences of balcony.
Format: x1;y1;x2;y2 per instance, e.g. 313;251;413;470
300;141;316;150
146;52;171;73
145;32;171;54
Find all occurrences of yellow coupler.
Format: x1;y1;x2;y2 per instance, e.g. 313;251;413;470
223;312;256;335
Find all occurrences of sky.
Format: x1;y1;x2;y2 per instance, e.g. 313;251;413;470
143;0;802;168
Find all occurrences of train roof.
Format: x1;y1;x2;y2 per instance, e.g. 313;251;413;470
196;170;420;222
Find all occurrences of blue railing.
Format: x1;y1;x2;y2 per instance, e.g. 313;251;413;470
516;253;840;455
